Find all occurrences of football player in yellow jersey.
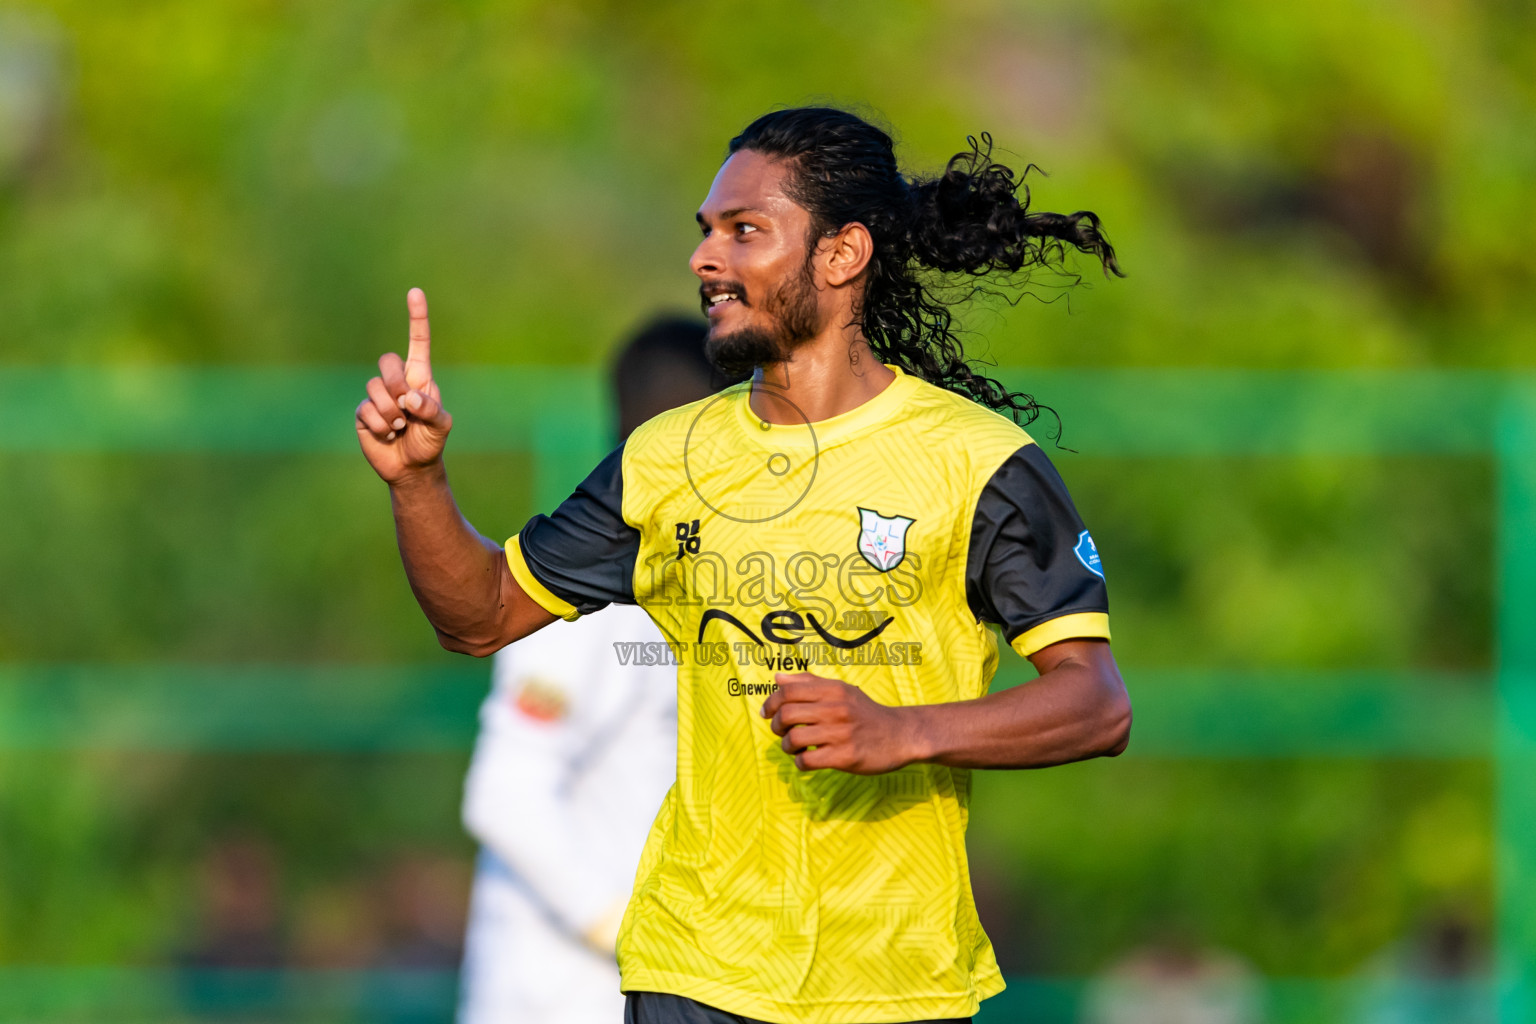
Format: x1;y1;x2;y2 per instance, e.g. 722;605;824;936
356;108;1132;1024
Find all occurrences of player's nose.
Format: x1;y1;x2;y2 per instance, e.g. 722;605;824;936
690;234;725;279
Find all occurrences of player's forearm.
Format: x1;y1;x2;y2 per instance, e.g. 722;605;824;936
907;645;1130;769
388;461;514;656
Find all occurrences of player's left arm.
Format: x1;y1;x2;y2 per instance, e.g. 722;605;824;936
764;639;1128;773
766;439;1130;774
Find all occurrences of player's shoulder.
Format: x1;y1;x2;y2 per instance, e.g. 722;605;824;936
609;390;731;528
617;392;719;504
900;372;1040;470
624;391;720;458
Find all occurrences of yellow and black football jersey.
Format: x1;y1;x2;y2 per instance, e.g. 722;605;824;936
505;366;1110;1024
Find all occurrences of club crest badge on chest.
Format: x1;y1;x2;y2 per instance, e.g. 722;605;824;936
856;507;915;572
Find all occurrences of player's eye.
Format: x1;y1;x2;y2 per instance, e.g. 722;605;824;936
735;222;758;237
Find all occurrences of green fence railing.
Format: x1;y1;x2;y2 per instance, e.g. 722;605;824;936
6;365;1534;1022
0;663;1496;757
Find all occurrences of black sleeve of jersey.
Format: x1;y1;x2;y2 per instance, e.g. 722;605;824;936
966;443;1108;645
517;444;639;614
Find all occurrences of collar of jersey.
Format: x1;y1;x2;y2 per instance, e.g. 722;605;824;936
730;363;919;451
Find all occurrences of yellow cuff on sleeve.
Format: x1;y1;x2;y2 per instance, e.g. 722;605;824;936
1010;611;1111;658
505;536;580;622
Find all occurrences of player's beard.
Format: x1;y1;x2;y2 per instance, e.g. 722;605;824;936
703;258;822;380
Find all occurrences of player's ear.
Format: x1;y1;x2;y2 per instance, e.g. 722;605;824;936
821;222;873;288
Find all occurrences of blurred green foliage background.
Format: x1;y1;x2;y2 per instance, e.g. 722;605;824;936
1;0;1533;1020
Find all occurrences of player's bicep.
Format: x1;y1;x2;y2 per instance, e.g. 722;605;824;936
966;444;1111;658
495;556;560;643
1026;636;1112;676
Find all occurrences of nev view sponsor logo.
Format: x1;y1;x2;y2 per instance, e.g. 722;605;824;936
618;548;928;675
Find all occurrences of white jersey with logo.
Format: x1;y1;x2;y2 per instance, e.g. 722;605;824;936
457;603;678;1024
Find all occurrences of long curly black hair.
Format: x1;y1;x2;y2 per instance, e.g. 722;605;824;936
729;107;1122;425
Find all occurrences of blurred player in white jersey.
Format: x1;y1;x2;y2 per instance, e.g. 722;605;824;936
457;317;720;1024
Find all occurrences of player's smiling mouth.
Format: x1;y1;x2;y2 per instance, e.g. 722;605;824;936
700;282;746;318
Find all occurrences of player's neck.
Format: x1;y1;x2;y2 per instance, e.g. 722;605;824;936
752;332;896;425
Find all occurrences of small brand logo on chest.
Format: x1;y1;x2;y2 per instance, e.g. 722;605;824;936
675;519;701;559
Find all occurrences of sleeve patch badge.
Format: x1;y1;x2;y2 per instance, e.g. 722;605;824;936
1074;530;1104;579
511;678;570;723
856;507;915;572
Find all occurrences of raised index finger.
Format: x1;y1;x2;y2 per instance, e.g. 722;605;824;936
405;287;432;389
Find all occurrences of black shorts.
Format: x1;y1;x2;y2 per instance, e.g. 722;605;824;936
623;991;973;1024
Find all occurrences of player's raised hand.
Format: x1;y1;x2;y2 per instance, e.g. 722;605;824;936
762;673;920;775
356;287;453;484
